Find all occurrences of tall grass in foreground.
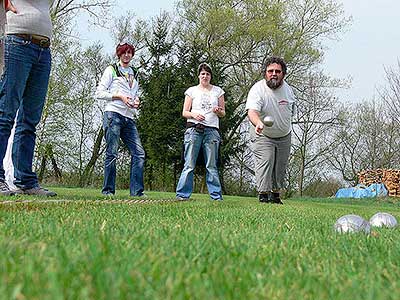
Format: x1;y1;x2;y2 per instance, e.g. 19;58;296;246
1;188;400;300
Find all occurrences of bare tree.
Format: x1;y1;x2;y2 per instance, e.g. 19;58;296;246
328;100;400;185
35;0;114;184
291;71;342;195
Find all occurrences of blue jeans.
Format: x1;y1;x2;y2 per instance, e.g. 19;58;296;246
102;111;145;196
176;127;222;200
0;35;51;189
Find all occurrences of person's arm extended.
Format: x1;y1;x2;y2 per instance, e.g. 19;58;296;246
248;109;264;135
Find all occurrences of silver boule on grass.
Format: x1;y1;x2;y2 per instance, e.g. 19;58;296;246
263;116;274;127
369;212;398;228
333;214;371;234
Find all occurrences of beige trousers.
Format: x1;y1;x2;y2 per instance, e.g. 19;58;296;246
250;129;291;193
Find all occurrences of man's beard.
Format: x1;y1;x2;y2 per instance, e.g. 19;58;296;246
266;78;282;89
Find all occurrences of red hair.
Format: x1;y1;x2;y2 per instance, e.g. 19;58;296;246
116;43;135;58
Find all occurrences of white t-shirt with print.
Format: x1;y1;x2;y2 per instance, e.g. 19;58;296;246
185;85;225;129
246;79;296;138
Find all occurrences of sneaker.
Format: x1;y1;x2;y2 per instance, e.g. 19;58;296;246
102;191;114;198
258;192;273;203
272;192;283;204
176;196;189;201
22;186;57;197
211;198;223;201
0;181;15;196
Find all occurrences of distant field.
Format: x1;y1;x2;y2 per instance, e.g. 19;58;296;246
1;188;399;300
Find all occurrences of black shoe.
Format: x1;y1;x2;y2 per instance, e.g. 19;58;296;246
22;186;57;197
259;192;273;203
272;192;283;204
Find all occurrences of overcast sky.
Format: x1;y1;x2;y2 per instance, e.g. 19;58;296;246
324;0;400;102
80;0;399;103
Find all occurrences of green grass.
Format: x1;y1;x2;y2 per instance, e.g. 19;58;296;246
1;188;400;300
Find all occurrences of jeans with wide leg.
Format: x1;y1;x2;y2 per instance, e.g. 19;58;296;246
176;127;222;200
0;35;51;189
102;111;145;196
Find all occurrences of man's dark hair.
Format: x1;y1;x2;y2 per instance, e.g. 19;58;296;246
263;56;287;75
198;62;213;77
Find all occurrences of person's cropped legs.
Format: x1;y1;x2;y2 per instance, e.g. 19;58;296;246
250;130;276;193
120;117;145;197
202;128;222;200
176;128;203;199
12;43;51;189
102;111;122;195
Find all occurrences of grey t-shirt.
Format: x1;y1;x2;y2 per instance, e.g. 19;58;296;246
246;79;296;138
6;0;53;38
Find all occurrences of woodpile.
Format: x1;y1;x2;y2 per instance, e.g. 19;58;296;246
358;169;400;197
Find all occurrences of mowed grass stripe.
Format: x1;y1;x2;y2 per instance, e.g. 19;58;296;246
1;188;399;299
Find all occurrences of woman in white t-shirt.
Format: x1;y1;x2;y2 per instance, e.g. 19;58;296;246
176;63;225;201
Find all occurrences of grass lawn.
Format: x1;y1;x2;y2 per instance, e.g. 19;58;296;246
1;188;400;300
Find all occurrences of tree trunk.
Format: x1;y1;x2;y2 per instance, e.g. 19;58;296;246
79;127;104;187
37;155;47;182
173;160;178;191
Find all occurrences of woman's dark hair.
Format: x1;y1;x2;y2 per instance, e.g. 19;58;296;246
198;63;213;77
262;56;287;75
116;43;135;58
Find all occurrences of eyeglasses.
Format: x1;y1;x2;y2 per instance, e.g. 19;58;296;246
267;69;282;74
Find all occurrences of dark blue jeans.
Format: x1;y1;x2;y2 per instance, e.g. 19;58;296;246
0;35;51;189
102;111;145;196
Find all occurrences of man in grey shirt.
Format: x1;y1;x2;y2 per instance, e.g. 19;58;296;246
0;0;56;196
246;56;296;204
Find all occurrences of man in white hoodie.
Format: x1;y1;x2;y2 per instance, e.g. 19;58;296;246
0;0;56;196
96;42;146;197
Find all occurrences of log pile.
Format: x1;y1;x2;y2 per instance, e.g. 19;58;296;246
358;169;400;197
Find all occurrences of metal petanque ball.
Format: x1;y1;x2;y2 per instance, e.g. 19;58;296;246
334;214;371;234
369;212;398;228
263;116;274;127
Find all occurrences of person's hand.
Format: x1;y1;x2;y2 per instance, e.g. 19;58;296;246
116;94;134;108
192;112;205;121
213;106;225;117
132;96;140;109
255;120;264;135
5;0;17;13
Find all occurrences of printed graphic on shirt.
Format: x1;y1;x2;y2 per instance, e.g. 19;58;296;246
200;92;213;114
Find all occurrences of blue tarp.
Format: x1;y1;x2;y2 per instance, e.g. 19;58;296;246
335;183;388;198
